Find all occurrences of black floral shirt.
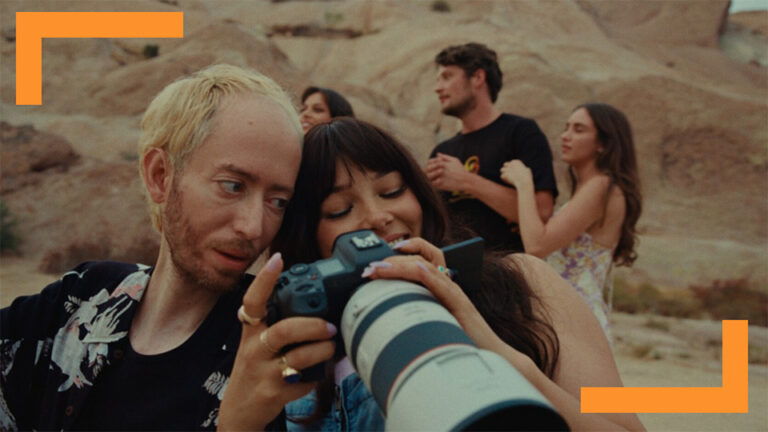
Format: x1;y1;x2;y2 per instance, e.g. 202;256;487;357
0;261;284;431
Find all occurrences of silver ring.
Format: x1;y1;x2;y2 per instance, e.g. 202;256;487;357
279;356;301;383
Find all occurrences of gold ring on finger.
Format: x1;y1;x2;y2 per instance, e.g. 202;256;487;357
279;355;302;383
237;305;261;326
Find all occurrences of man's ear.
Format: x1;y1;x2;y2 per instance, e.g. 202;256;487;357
142;148;173;204
470;68;486;89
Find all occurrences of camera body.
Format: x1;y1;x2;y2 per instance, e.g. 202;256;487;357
266;230;569;429
266;230;394;329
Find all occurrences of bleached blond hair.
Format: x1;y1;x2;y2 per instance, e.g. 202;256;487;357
138;64;302;232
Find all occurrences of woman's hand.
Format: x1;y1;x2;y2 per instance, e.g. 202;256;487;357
362;238;507;354
218;253;337;431
500;159;533;189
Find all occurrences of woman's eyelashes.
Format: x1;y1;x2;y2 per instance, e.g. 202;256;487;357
380;184;407;198
321;184;407;220
324;206;351;219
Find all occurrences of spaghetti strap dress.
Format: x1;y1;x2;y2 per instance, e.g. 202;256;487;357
546;231;614;343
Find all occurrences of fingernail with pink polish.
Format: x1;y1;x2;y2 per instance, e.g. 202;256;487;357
361;261;391;278
361;266;375;278
391;239;410;250
416;261;429;273
327;322;337;336
265;252;282;271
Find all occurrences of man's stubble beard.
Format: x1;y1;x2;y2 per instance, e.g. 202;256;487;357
163;179;257;294
442;91;476;119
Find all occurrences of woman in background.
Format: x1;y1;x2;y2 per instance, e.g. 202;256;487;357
299;86;355;133
500;103;642;341
271;117;644;431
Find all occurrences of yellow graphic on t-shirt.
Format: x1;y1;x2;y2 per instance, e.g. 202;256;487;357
448;155;479;203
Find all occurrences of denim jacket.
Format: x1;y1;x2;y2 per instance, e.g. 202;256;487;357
286;372;385;431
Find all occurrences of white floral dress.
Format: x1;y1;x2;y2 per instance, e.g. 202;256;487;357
546;232;614;342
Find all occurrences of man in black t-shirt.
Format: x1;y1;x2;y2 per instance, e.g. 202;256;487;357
426;43;558;252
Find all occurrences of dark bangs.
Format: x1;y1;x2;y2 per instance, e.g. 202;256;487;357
272;117;447;266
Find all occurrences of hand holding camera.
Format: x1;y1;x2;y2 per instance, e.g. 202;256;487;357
265;230;568;430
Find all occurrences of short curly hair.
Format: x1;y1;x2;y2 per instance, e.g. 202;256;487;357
435;42;503;102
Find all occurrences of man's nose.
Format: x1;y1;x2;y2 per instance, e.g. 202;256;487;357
233;199;263;240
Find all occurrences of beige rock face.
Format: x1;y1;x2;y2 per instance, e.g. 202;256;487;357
0;0;765;290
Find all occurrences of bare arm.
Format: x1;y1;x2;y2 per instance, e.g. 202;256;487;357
502;160;609;257
511;254;645;431
366;245;645;431
464;171;554;223
426;153;554;223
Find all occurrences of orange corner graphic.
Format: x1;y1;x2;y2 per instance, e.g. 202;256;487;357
16;12;184;105
581;320;749;413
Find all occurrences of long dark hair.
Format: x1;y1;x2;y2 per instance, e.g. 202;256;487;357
271;117;559;419
568;103;642;266
301;86;355;118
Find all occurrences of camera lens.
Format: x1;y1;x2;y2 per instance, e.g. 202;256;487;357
341;279;568;431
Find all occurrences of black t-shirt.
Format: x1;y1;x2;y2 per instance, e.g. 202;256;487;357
72;287;246;431
430;113;558;252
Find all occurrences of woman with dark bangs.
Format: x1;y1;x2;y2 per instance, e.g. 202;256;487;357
270;117;644;431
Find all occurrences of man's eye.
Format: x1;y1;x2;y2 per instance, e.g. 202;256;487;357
220;181;243;194
381;185;406;198
270;197;289;210
324;206;352;219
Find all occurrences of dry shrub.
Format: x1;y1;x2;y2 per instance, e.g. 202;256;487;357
630;343;653;359
690;279;768;327
39;241;111;274
749;344;768;365
0;199;20;253
643;317;670;332
38;234;159;274
431;0;451;12
654;289;703;318
111;234;160;267
613;279;666;314
614;277;767;327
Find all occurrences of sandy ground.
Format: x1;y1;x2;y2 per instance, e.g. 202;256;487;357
1;256;766;431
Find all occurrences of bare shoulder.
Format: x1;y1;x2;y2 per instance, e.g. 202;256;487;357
579;173;612;192
506;254;606;334
504;253;587;310
505;253;621;389
604;183;627;223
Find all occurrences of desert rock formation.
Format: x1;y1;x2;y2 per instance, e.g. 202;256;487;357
1;0;765;289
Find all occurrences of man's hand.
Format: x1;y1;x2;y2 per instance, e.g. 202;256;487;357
218;253;336;431
425;153;469;192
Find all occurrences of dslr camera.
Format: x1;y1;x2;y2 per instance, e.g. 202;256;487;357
266;230;568;431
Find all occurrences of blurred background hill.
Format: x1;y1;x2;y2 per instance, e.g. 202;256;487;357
1;2;767;430
1;0;766;295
